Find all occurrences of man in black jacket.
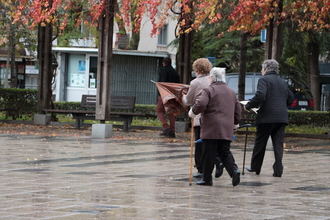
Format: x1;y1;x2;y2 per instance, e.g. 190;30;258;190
245;59;294;177
156;57;180;138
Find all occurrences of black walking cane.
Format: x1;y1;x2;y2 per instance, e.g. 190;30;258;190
239;124;253;175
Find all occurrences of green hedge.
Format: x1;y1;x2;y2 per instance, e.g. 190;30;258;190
53;102;81;110
243;110;330;127
0;88;38;119
0;88;328;126
288;110;330;127
135;104;156;115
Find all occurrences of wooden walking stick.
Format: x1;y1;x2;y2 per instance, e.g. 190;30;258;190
189;119;194;186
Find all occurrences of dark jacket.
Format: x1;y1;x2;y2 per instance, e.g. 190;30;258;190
192;82;241;141
158;65;180;83
246;71;294;124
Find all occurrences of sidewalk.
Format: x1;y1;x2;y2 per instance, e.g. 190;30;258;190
0;124;329;219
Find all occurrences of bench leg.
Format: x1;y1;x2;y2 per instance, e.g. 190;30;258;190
123;120;129;132
75;118;82;129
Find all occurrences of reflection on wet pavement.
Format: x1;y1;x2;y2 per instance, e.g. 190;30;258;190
0;132;329;219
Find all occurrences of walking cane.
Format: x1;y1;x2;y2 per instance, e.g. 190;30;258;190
189;119;194;186
240;124;252;175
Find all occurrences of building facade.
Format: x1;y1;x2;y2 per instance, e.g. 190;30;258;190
53;47;168;104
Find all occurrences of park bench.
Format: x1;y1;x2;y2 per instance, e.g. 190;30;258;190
44;95;151;131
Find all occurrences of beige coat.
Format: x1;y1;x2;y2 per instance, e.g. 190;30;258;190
192;82;241;141
183;75;211;126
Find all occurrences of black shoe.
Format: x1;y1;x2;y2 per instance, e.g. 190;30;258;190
166;129;176;138
232;170;240;187
193;172;203;178
246;167;260;175
273;173;282;177
215;163;224;178
196;179;213;186
160;128;171;136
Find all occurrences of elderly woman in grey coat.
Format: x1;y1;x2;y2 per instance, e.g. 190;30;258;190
190;67;241;186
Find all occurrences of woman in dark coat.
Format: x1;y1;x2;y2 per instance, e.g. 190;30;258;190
190;68;241;186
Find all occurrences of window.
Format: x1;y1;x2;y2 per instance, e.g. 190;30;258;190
245;77;253;94
68;54;86;88
227;77;238;93
226;74;260;100
157;25;168;46
0;64;6;88
89;57;97;88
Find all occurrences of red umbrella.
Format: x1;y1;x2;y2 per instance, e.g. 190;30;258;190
152;81;193;185
152;81;189;116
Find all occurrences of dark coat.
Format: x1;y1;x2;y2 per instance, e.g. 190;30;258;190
158;65;180;83
192;82;241;141
245;72;294;125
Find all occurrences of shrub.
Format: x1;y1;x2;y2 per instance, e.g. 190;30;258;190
53;102;81;110
135;104;156;115
0;88;38;119
242;110;330;127
288;110;330;127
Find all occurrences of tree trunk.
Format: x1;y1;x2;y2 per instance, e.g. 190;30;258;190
307;32;320;110
271;23;284;61
238;33;248;101
114;0;126;35
9;22;17;88
5;23;14;88
265;19;274;59
128;2;140;50
177;33;192;84
37;22;53;113
183;32;192;84
5;43;10;88
129;31;140;50
95;0;115;121
271;0;283;61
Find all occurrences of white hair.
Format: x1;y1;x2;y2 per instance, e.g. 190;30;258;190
262;59;279;74
210;67;226;83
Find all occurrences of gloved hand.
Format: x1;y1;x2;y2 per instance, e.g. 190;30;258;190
243;105;250;112
233;124;239;131
188;108;197;118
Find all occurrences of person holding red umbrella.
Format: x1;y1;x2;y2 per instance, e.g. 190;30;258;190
156;57;180;138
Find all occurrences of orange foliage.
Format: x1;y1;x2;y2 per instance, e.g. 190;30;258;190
12;0;329;37
228;0;330;33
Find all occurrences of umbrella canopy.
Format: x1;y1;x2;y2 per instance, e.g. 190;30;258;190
153;81;189;116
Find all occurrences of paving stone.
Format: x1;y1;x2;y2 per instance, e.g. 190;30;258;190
0;131;329;219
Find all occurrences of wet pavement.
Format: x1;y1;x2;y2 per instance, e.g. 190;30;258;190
0;127;329;220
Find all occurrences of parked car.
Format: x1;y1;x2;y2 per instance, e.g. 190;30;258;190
289;89;314;110
226;73;314;110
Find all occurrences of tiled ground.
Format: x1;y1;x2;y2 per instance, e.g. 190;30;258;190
0;130;329;220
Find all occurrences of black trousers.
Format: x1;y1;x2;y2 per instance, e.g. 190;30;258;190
194;127;222;174
194;126;204;173
250;123;286;176
203;139;238;182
